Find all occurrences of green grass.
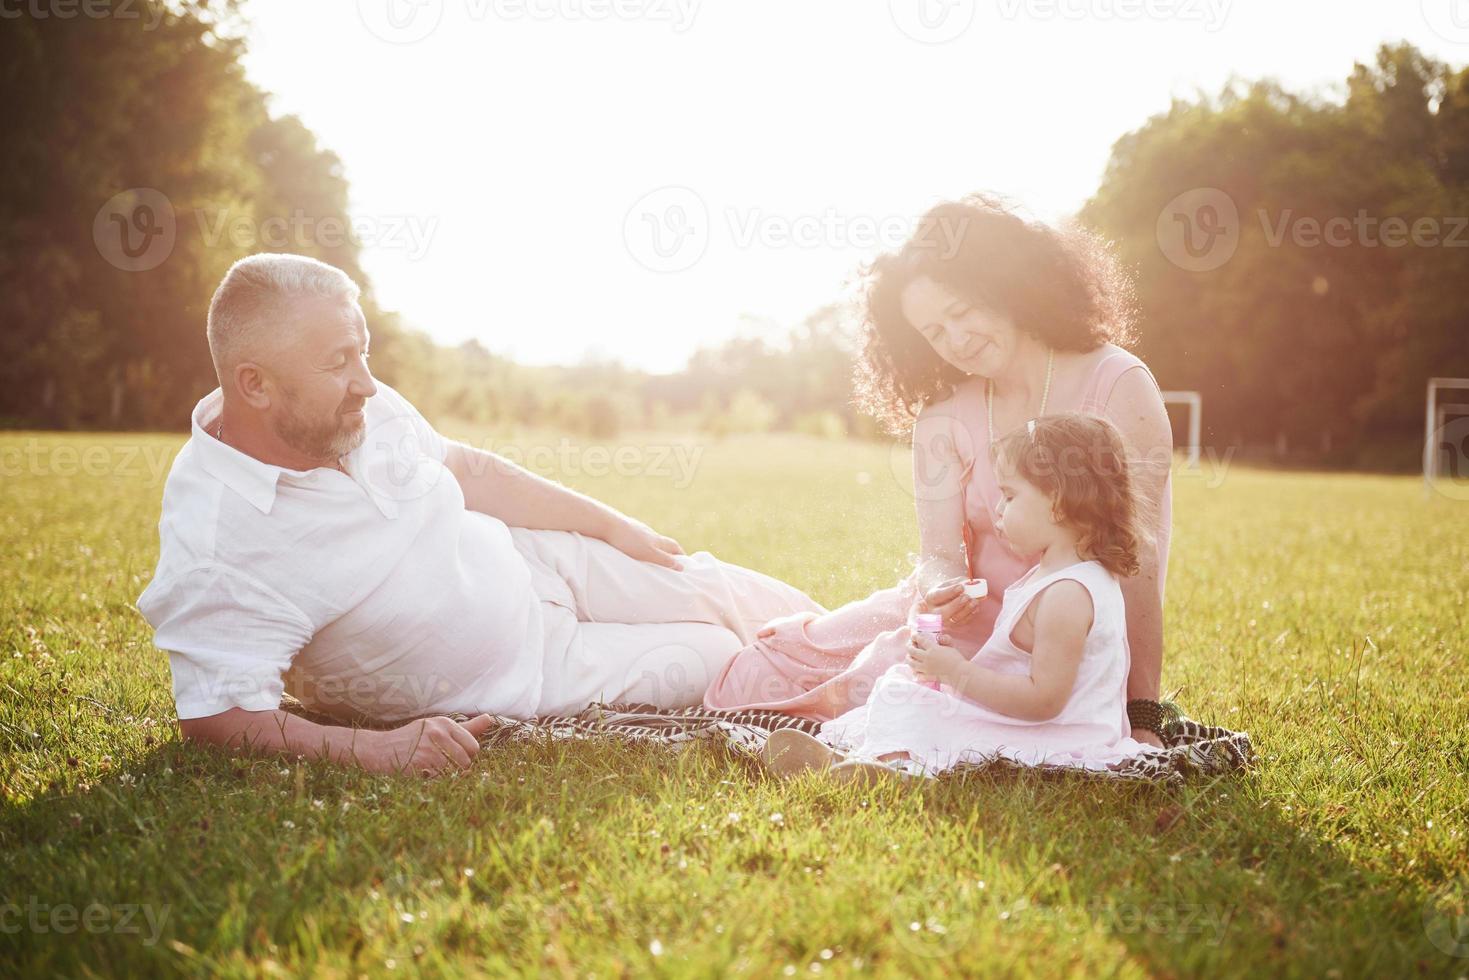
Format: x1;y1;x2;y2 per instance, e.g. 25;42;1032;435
2;427;1467;978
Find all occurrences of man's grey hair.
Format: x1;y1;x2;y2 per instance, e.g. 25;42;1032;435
206;253;361;383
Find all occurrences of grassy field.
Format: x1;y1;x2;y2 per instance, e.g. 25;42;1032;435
2;425;1467;978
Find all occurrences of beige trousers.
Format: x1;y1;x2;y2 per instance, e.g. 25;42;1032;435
508;527;824;716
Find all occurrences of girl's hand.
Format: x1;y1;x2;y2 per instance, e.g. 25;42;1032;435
916;577;983;626
907;630;967;687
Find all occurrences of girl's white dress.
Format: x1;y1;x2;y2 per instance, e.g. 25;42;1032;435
818;559;1165;774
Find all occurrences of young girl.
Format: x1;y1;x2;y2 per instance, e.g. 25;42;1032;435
765;412;1165;782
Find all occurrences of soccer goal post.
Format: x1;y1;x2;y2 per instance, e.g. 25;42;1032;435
1424;377;1469;497
1161;390;1202;469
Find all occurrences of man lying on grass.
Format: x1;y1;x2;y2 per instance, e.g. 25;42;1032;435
137;253;822;776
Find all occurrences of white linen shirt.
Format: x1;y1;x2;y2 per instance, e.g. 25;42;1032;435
137;382;544;722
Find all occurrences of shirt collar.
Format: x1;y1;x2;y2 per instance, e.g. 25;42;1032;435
191;388;285;515
188;389;400;520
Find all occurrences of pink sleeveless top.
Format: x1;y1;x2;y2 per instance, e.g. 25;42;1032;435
938;343;1172;648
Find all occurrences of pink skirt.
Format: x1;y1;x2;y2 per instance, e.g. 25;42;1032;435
702;572;996;721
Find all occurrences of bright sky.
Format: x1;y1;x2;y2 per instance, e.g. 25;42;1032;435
239;0;1467;372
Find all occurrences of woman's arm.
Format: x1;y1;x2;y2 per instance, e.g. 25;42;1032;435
910;580;1092;721
1119;551;1163;700
910;403;983;621
1104;367;1174;737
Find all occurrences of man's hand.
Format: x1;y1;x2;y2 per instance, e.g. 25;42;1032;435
359;713;496;776
907;630;968;687
603;517;686;570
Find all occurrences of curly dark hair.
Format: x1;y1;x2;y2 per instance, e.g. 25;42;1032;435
992;413;1151;578
853;192;1138;435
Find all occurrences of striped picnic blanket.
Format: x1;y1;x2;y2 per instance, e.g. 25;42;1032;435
461;700;1254;785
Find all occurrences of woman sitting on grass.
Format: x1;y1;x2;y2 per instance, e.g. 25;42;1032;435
704;193;1176;748
765;413;1167;781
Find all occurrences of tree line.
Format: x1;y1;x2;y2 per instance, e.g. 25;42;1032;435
2;3;1465;468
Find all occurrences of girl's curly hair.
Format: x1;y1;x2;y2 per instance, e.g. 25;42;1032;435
853;192;1138;436
992;413;1151;578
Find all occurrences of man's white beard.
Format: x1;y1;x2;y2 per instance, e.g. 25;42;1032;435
276;397;366;461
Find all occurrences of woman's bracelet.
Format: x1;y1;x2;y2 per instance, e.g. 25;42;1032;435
1127;698;1175;741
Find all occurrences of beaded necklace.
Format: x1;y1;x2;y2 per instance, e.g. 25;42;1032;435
985;347;1055;447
